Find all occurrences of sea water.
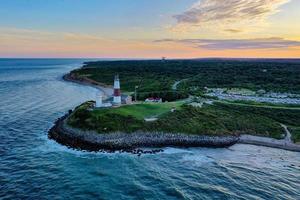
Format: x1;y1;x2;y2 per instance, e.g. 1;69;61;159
0;59;299;200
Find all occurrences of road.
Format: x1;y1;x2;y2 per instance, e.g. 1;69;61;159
172;80;182;90
281;124;292;144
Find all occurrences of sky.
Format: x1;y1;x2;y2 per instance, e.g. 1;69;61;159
0;0;300;58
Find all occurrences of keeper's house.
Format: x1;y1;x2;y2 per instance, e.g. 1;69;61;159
104;95;132;105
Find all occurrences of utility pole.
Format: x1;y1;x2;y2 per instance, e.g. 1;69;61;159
135;86;139;102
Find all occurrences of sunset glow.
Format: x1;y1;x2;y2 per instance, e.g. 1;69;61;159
1;0;300;58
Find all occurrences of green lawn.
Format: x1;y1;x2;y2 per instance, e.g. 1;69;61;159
67;101;185;133
91;101;184;120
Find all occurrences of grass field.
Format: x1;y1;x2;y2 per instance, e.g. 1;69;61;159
91;101;184;120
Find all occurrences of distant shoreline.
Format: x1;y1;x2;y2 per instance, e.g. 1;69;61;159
63;73;113;96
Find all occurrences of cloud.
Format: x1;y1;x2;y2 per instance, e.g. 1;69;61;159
154;37;300;50
173;0;290;31
224;29;243;33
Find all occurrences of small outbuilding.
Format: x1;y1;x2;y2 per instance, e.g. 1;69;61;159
104;95;132;105
145;97;162;103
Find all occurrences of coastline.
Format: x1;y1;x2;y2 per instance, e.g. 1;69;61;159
48;113;239;152
49;70;300;153
48;112;300;152
63;73;113;96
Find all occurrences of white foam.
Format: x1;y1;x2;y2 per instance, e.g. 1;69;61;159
162;147;193;154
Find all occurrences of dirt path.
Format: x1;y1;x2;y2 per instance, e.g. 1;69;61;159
172;80;182;90
172;79;189;90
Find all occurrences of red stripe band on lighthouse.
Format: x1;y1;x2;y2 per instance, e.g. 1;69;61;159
113;74;121;105
114;89;121;96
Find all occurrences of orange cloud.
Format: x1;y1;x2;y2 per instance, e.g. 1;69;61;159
155;37;300;50
173;0;290;32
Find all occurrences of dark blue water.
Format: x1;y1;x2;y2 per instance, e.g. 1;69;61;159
0;59;300;200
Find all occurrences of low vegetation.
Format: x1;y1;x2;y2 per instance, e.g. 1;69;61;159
226;100;300;109
219;100;300;110
67;101;300;139
290;127;300;143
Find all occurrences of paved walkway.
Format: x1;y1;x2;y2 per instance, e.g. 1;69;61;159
239;124;300;152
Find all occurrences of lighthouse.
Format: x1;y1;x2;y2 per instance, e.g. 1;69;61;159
113;75;121;105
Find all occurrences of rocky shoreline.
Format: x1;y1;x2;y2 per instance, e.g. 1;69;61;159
49;110;300;153
48;112;239;153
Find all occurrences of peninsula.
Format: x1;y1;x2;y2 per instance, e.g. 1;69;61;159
49;59;300;153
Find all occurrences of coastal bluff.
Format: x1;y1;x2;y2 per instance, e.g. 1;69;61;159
48;113;239;152
49;111;300;153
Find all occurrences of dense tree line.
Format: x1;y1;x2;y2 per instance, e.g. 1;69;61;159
71;59;300;96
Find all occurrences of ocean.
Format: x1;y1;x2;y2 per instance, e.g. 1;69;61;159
0;59;299;199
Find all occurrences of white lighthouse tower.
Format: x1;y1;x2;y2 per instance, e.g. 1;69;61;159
113;75;121;105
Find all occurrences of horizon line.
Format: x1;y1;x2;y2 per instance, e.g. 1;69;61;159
0;57;300;60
